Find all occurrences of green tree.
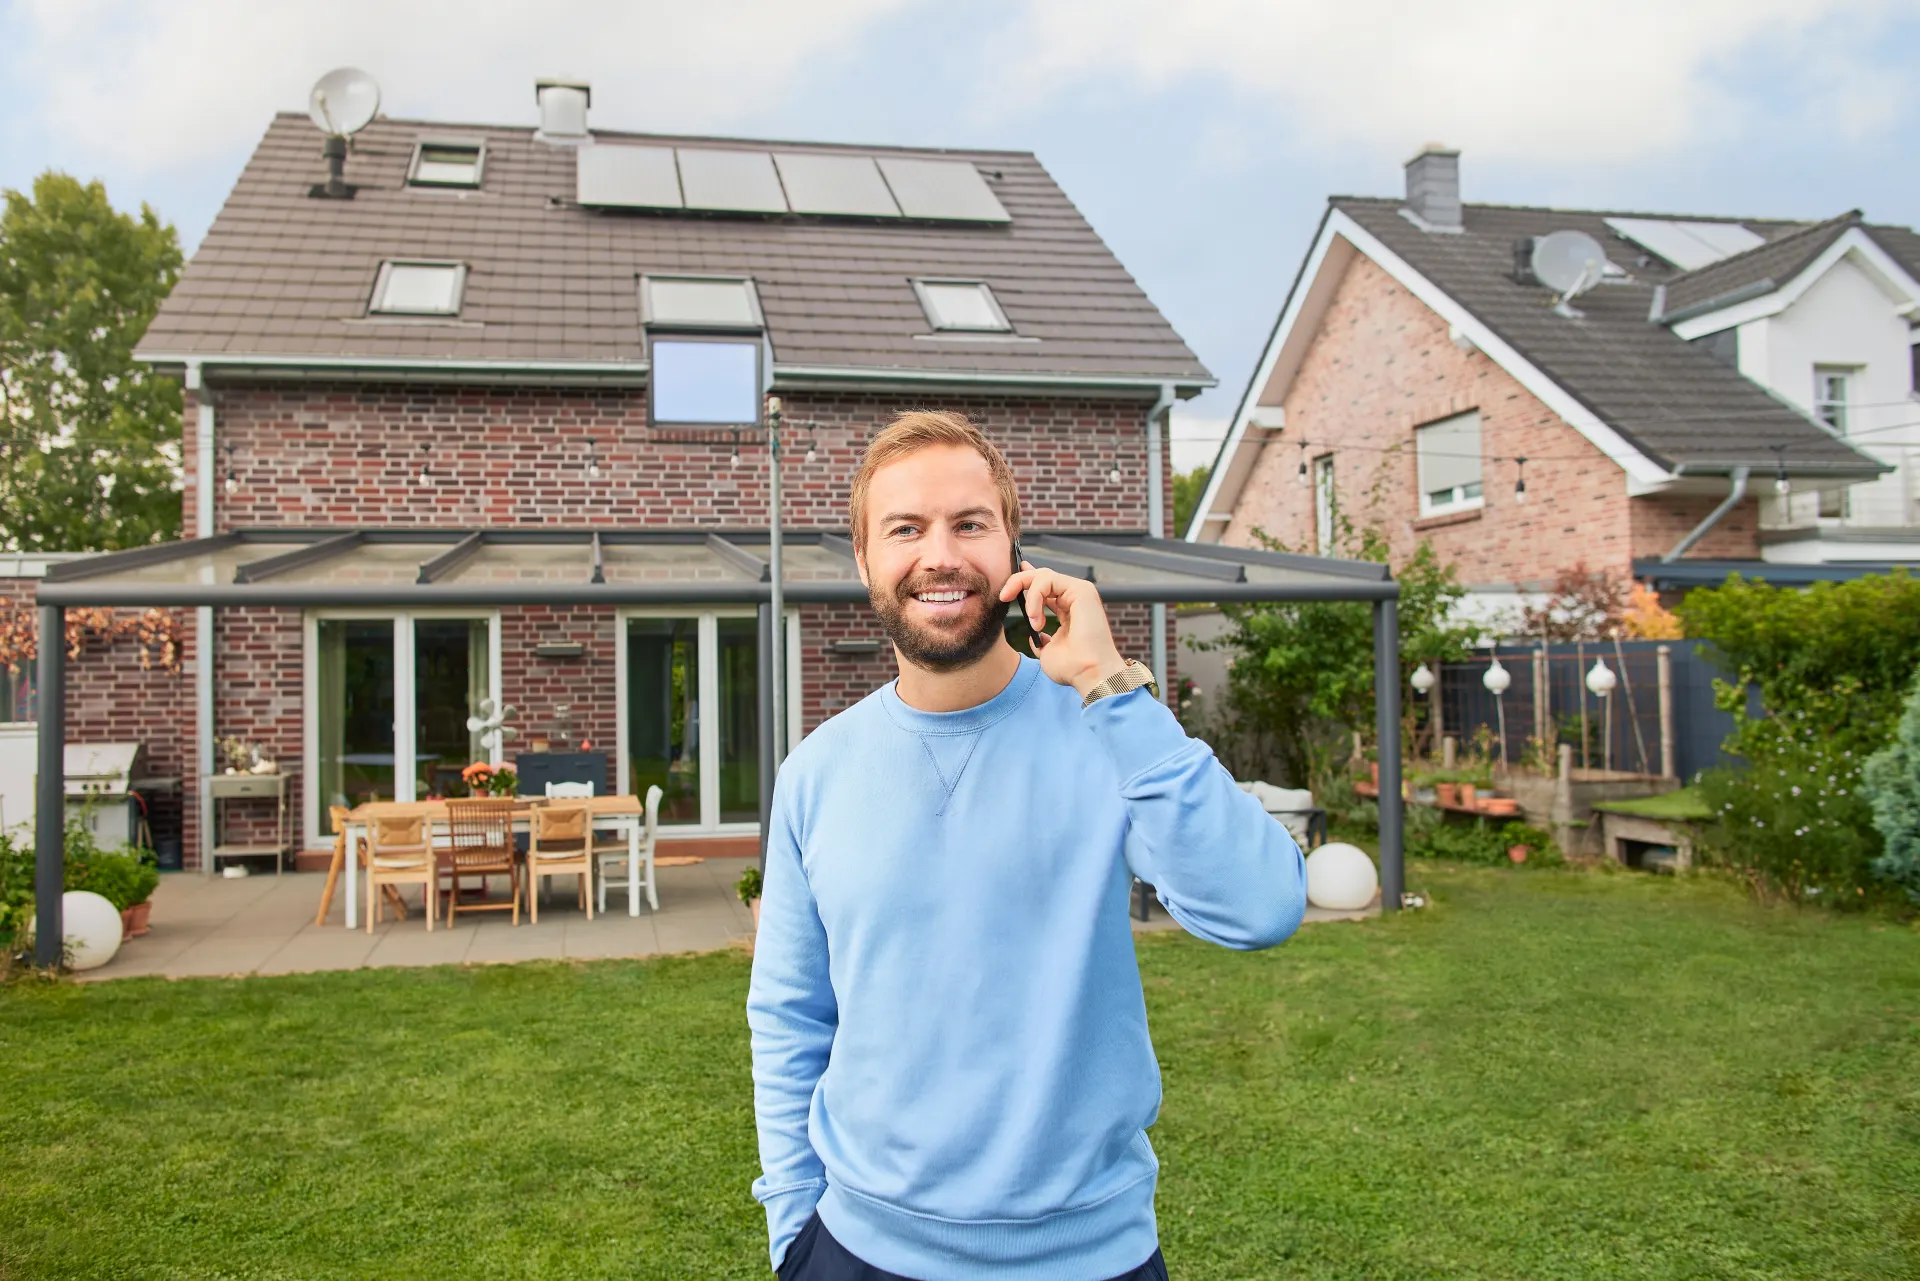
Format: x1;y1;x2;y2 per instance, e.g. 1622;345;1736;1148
0;172;183;551
1199;517;1479;788
1171;464;1211;538
1861;665;1920;905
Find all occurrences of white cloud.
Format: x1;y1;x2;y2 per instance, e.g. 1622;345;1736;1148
6;0;913;174
1170;410;1230;473
984;0;1905;164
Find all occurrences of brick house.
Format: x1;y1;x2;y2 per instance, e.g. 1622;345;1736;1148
7;78;1232;871
1187;147;1915;621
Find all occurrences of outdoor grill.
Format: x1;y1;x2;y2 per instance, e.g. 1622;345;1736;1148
65;742;146;851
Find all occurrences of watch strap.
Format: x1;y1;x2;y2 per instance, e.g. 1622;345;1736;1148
1081;660;1159;707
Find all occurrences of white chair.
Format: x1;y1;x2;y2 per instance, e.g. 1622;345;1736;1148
597;785;662;913
1238;780;1323;847
546;780;594;799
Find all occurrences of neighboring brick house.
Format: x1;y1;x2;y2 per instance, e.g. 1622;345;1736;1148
12;77;1224;869
1188;147;1915;621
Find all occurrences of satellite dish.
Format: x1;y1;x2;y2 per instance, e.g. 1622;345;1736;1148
1530;230;1609;318
307;67;381;138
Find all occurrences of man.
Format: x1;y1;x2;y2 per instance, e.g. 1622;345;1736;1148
749;411;1307;1280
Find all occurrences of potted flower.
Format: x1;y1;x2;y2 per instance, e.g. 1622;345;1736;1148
736;866;763;930
461;762;519;797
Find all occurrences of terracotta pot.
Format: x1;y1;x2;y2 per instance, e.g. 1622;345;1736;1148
1459;784;1477;807
1482;797;1519;816
1508;844;1529;864
1369;761;1380;785
119;907;135;941
128;900;152;937
1436;783;1458;807
750;898;761;931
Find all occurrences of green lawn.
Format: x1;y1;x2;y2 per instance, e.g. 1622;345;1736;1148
2;865;1916;1280
1592;785;1714;822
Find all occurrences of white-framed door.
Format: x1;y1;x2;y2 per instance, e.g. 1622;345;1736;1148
613;607;801;836
302;609;502;847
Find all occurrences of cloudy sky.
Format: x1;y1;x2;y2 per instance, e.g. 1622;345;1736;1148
4;0;1917;469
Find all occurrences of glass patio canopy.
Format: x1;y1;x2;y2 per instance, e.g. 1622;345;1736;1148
26;527;1408;965
34;527;1401;608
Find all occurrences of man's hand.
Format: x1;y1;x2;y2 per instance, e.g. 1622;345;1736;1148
998;560;1129;697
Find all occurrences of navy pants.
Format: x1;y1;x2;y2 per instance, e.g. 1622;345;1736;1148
778;1212;1170;1281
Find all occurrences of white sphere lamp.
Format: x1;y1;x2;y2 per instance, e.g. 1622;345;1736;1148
27;891;124;971
1482;657;1511;695
1585;658;1617;698
1305;842;1379;911
1409;662;1436;695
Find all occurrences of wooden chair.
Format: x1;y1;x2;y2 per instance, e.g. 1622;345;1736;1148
546;780;594;799
366;813;435;933
527;801;592;924
596;785;662;914
315;805;407;926
441;798;520;927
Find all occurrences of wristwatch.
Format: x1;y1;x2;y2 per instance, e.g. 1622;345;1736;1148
1081;660;1159;707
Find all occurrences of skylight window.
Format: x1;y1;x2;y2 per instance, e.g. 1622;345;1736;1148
913;280;1011;332
370;261;466;316
642;276;763;329
408;140;484;188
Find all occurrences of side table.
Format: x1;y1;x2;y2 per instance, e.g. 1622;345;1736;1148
209;771;293;875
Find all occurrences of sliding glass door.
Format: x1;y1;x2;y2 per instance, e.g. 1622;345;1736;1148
621;611;795;831
311;613;497;839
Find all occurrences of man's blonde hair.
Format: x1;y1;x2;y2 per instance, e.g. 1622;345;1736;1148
849;411;1022;555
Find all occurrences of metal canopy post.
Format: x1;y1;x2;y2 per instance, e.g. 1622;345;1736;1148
767;402;787;774
34;605;66;967
756;602;775;868
1373;599;1403;913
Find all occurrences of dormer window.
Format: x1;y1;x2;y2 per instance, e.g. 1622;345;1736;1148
409;140;485;188
913;279;1011;332
370;261;467;316
641;276;765;428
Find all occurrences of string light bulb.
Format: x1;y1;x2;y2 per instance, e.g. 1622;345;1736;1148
1513;456;1528;505
1297;441;1309;486
586;437;602;480
222;443;238;495
1773;445;1790;497
416;443;432;488
1108;463;1122;484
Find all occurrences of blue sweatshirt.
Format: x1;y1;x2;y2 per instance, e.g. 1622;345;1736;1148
748;657;1306;1280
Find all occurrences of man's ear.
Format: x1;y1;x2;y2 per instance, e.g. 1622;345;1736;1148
853;541;868;589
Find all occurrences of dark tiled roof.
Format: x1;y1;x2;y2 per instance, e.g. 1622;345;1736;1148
136;115;1210;386
1332;197;1882;475
1657;211;1860;319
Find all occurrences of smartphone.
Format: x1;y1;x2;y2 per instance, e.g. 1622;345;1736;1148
1011;540;1045;650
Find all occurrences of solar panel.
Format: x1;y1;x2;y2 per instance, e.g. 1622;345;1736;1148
876;158;1010;223
1603;217;1763;271
676;148;789;214
774;152;900;217
576;144;682;209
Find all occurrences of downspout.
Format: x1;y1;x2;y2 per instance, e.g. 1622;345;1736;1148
1661;465;1749;563
1145;384;1176;705
189;361;216;873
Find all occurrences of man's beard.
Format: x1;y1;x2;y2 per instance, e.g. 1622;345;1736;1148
870;569;1011;673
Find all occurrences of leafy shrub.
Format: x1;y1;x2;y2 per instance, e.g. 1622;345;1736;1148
1695;687;1883;904
0;820;159;952
1409;814;1558;866
1862;667;1920;905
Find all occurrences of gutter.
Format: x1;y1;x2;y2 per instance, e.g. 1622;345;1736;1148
773;363;1214;395
1661;465;1749;563
1653;277;1778;326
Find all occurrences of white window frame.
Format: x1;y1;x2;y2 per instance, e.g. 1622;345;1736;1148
1313;454;1337;554
1813;365;1854;434
640;275;764;330
1415;411;1485;517
407;138;486;188
369;260;468;316
911;278;1013;333
613;607;801;836
301;609;502;849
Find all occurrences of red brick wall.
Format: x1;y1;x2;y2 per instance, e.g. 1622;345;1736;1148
210;608;303;859
1220;253;1758;584
191;386;1162;534
1;580;193;861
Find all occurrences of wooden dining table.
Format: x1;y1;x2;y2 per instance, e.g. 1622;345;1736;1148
336;795;655;929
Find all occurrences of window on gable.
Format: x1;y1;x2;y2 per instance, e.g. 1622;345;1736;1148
1313;455;1337;554
1814;366;1853;434
1415;411;1483;516
408;141;484;188
643;276;763;329
913;279;1011;332
370;261;466;316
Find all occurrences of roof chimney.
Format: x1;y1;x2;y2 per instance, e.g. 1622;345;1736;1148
1404;144;1462;232
535;78;591;145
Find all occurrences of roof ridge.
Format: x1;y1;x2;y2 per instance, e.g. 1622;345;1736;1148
1329;193;1811;228
270;110;1038;159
